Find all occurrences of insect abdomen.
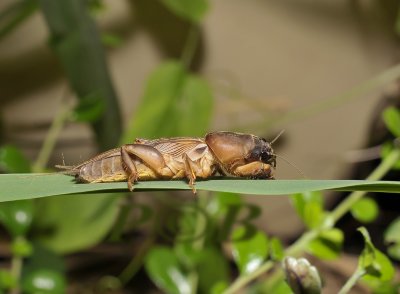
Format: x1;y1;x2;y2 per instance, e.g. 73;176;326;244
78;156;127;183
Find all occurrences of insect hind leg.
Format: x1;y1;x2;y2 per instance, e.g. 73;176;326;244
121;144;174;190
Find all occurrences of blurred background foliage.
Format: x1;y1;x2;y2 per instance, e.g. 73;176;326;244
1;0;400;293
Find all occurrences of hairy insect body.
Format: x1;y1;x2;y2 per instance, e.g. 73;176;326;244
57;132;276;192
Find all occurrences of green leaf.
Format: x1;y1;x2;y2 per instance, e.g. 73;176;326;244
123;60;213;142
291;191;324;229
210;281;228;294
307;228;343;260
207;192;242;218
231;227;269;275
270;237;285;261
363;279;400;294
22;269;65;294
351;197;379;223
101;33;122;47
0;0;38;40
34;194;118;253
197;247;229;293
70;92;105;123
382;107;400;137
264;278;293;294
0;270;16;290
160;0;209;23
11;237;33;257
384;217;400;244
0;145;31;173
0;200;34;236
387;244;400;261
23;244;65;275
124;61;186;141
358;227;395;282
39;0;123;150
384;217;400;260
177;75;213;136
3;175;400;201
145;246;191;294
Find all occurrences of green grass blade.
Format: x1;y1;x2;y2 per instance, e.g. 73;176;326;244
0;174;400;202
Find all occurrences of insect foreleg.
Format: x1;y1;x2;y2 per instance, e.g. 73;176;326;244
182;153;197;193
232;161;273;179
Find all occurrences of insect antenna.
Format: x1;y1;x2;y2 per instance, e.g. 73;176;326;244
270;129;285;145
274;153;307;179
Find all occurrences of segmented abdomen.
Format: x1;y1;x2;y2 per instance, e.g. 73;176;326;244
77;155;127;183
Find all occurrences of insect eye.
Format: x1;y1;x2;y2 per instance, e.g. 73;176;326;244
261;152;271;162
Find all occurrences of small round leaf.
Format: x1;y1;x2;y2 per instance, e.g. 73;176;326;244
351;197;379;223
22;269;66;293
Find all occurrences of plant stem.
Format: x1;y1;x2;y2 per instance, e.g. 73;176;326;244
188;192;209;294
338;268;366;294
223;230;318;294
32;100;74;172
223;149;400;294
181;25;199;69
10;255;22;294
331;148;400;222
119;235;155;285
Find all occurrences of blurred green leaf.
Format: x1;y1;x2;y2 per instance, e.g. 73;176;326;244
0;200;33;237
307;228;343;260
0;0;37;40
231;226;269;275
174;242;200;269
123;60;213;141
387;244;400;261
39;0;122;150
264;278;293;294
0;145;31;173
363;279;400;294
210;281;228;294
101;33;122;48
124;61;185;141
270;237;285;261
11;237;33;257
145;246;191;294
384;217;400;260
384;217;400;244
0;270;16;290
381;142;400;170
291;191;324;229
207;192;242;219
197;247;229;293
382;107;400;137
22;269;65;294
34;194;118;253
351;197;379;223
177;75;213;136
160;0;209;23
70;92;105;123
23;244;65;275
358;227;395;282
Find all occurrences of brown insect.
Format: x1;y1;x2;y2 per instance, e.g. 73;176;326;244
57;132;278;193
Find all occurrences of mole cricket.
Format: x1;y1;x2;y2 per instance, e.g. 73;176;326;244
57;131;281;193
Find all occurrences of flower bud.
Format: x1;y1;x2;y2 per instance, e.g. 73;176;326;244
283;257;322;294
